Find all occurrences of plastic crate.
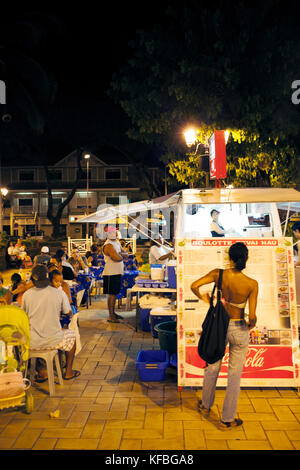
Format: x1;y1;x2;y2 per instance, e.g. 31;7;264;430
136;350;169;381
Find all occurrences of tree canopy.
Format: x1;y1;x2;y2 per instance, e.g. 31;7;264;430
110;0;300;188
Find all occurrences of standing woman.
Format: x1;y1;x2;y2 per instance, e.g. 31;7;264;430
191;242;258;428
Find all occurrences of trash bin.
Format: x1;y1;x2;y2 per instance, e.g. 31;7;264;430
154;321;177;354
150;308;176;338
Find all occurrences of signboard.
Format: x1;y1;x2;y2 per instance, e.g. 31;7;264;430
209;131;227;180
176;237;300;387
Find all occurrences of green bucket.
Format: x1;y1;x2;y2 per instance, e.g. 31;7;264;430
153;321;177;354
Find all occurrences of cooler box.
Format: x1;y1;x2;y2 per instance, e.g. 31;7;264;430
140;308;151;332
150;264;164;281
136;350;169;381
167;261;177;288
150;307;177;338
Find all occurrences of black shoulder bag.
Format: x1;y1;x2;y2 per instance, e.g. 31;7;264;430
197;269;230;364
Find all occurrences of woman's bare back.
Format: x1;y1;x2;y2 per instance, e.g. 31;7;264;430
221;269;257;319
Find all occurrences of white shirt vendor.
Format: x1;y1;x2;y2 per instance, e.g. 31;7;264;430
149;240;173;266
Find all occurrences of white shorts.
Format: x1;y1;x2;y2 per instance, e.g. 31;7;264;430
54;329;76;352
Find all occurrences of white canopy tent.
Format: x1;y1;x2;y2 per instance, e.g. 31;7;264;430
78;187;300;241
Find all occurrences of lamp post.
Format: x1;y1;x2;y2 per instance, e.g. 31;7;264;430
0;188;8;233
84;154;90;237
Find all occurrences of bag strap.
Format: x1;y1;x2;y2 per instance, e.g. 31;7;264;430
217;269;223;300
209;269;223;306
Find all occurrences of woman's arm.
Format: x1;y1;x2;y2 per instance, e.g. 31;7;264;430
62;280;72;304
190;269;218;303
247;280;258;329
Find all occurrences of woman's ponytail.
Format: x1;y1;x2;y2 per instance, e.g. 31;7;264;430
229;242;248;271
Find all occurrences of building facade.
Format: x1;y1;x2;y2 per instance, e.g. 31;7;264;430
1;150;159;239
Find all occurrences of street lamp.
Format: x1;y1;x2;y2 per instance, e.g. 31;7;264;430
184;128;197;147
84;154;90;237
0;187;8;233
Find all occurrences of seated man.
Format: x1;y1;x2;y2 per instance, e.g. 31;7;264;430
33;246;51;265
22;264;80;381
69;248;89;273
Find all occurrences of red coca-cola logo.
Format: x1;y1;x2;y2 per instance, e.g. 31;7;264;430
222;348;266;368
184;345;294;379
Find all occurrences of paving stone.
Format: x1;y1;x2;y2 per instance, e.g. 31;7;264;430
12;429;41;449
265;430;294;450
184;429;206;449
32;438;57;450
0;437;16;449
55;438;99;450
271;405;298;421
227;439;272;450
141;438;185;450
41;428;81;438
250;398;273;413
98;428;122;450
120;439;142;450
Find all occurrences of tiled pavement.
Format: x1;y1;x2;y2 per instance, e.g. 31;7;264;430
0;293;300;451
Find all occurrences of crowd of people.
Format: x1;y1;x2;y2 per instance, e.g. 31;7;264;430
2;240;108;381
1;234;137;379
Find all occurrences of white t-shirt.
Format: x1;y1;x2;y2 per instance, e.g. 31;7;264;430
22;286;70;349
149;245;172;266
102;239;124;276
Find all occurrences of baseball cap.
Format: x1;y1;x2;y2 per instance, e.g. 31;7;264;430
41;246;49;253
31;264;50;288
106;226;118;239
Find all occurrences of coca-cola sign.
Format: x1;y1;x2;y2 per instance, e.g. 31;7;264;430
185;346;294;379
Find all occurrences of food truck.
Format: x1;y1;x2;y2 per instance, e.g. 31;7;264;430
175;187;300;389
79;186;300;389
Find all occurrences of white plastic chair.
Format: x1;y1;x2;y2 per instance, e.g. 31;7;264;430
26;348;64;396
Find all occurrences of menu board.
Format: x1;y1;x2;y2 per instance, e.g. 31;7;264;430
176;237;300;388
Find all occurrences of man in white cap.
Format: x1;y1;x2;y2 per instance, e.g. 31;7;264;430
102;226;129;323
33;246;51;265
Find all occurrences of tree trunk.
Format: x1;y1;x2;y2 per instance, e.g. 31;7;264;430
44;148;84;238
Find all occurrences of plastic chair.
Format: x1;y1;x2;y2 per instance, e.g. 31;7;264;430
26;348;64;396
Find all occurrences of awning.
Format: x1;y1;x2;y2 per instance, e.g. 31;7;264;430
77;188;300;224
180;187;300;205
77;191;180;223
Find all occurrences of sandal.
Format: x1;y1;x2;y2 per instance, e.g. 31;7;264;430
220;418;243;428
63;370;81;380
197;400;210;414
114;313;124;320
35;376;48;383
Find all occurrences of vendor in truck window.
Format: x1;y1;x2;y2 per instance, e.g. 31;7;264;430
210;209;225;237
292;221;300;266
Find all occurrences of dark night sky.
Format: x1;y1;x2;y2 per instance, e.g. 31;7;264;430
21;3;171;98
1;2;174;164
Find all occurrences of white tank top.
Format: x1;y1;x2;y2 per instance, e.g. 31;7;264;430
102;239;124;276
